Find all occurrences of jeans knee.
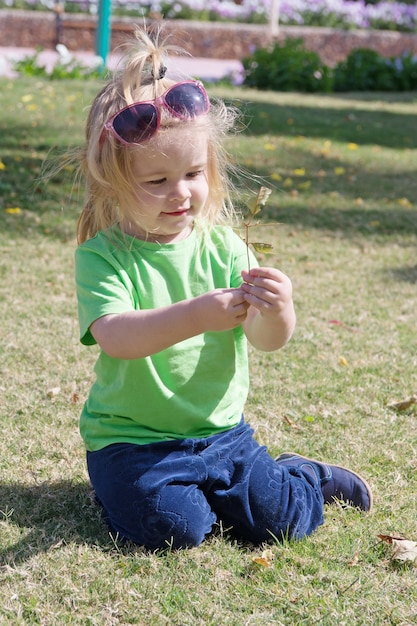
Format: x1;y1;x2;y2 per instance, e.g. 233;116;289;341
126;507;214;550
103;490;216;550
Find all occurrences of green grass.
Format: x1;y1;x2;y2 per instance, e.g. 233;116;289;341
1;78;417;625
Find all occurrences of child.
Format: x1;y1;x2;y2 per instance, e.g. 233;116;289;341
74;27;372;550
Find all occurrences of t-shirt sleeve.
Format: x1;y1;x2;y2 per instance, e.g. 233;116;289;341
75;245;136;345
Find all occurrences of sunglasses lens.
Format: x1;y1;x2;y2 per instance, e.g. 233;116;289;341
112;103;158;144
165;83;209;117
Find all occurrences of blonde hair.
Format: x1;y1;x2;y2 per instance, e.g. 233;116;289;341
75;26;240;244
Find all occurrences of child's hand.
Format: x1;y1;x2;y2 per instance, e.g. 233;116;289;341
240;267;295;351
241;267;293;319
194;288;250;332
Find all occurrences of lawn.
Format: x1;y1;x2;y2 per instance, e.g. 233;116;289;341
0;77;416;625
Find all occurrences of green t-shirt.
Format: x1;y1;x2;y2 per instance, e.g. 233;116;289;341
75;225;258;451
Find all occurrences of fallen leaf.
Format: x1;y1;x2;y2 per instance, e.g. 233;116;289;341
252;556;270;567
392;539;417;562
348;551;359;567
378;534;417;562
378;533;399;542
328;319;360;333
396;197;412;207
71;382;79;404
387;395;417;412
47;386;61;398
252;548;275;568
283;414;302;429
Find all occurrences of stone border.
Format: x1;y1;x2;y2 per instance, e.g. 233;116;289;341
1;9;417;65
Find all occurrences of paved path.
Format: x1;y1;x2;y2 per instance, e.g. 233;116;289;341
0;46;244;83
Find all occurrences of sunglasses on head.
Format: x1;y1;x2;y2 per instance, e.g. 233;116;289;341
103;80;210;146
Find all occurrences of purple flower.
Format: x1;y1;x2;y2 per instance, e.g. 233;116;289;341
12;0;417;32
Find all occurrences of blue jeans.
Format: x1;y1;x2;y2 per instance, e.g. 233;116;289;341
87;420;324;549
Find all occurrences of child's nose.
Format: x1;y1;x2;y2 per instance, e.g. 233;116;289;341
169;180;191;201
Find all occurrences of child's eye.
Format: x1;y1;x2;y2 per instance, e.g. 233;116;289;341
147;178;166;185
187;170;204;178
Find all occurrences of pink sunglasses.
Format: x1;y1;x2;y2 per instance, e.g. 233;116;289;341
102;80;210;146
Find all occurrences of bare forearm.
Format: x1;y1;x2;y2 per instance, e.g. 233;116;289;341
244;303;296;352
90;287;249;359
90;300;204;359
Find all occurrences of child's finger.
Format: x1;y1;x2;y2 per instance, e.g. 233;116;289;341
241;267;287;284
